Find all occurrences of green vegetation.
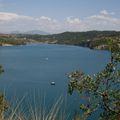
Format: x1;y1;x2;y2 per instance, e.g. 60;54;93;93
68;39;120;120
1;31;120;49
18;31;120;49
0;93;8;118
0;34;27;46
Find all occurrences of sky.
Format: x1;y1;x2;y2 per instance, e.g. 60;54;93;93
0;0;120;33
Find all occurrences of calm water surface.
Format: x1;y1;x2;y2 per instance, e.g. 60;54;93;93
0;44;110;119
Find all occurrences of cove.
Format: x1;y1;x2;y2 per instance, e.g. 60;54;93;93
0;44;110;119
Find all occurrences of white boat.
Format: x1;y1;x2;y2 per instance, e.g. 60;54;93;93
51;82;55;85
45;58;48;60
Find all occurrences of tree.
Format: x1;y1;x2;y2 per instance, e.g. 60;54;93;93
68;39;120;120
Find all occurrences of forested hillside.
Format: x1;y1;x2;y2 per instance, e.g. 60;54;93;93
1;31;120;49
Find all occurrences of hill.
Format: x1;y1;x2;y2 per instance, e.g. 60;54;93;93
11;30;49;35
0;34;32;46
17;31;120;49
0;31;120;49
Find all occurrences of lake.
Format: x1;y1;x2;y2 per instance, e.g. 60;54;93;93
0;44;110;119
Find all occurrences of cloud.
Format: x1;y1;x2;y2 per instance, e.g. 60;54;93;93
0;10;120;33
100;10;114;16
0;12;33;21
39;16;55;22
86;10;120;30
66;16;81;24
62;17;88;32
63;10;120;32
0;12;59;32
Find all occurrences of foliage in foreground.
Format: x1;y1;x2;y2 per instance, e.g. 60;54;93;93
68;39;120;120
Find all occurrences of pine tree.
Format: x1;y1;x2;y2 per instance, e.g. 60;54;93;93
68;39;120;120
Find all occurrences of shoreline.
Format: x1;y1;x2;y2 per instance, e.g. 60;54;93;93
1;43;14;46
0;42;108;51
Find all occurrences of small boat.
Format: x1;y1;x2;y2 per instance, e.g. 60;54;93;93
51;82;55;85
45;58;48;60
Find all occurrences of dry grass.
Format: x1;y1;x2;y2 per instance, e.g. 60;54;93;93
0;95;77;120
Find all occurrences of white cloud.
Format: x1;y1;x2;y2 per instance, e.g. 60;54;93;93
0;10;120;33
100;10;115;16
88;14;119;24
0;12;59;32
40;16;52;21
0;12;33;22
66;16;81;24
86;10;120;30
0;12;18;21
100;10;108;15
36;16;57;23
62;17;88;32
88;10;118;24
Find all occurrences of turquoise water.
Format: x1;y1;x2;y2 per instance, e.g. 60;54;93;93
0;44;110;119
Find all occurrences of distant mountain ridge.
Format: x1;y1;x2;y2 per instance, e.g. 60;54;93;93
11;30;49;35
